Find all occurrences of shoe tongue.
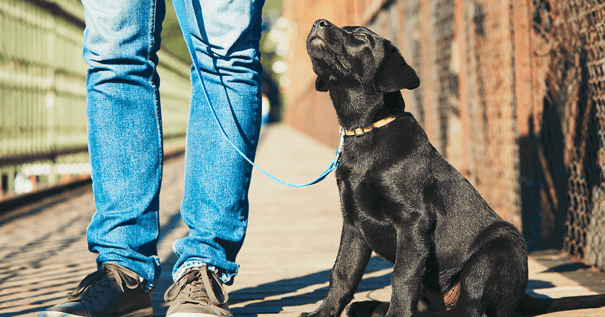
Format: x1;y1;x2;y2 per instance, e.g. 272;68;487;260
164;269;202;301
103;264;140;290
200;268;229;305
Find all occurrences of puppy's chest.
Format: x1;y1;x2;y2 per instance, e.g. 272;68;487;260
338;176;400;261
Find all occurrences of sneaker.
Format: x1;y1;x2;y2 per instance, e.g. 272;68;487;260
38;263;153;317
164;265;232;317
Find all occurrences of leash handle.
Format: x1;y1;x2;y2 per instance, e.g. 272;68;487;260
172;1;341;187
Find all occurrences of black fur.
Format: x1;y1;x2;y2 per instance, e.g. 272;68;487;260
302;19;605;317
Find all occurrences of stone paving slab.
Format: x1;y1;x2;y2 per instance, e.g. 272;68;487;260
1;124;605;317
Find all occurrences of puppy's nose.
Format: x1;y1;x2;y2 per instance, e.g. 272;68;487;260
313;19;331;30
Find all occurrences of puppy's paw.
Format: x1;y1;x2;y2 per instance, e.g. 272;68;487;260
371;302;389;317
299;310;335;317
346;301;385;317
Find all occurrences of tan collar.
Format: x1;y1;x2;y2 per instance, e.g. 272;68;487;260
342;115;398;136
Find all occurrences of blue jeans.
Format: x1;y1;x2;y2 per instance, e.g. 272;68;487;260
82;0;264;289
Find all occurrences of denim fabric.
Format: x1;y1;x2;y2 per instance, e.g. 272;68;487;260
171;0;264;285
83;0;264;289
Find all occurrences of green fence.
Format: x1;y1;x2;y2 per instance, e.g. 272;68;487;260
0;0;191;197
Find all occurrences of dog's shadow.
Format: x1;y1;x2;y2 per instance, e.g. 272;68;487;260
229;256;393;316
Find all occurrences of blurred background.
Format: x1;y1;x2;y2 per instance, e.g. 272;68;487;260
2;0;605;273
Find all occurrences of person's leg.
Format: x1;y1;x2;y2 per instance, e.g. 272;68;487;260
171;0;264;284
39;1;166;316
83;0;166;291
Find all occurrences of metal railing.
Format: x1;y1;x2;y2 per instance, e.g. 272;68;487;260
0;0;191;198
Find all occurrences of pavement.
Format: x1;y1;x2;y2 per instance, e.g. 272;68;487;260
1;124;605;317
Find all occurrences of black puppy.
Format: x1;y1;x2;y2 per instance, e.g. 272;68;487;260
303;19;605;317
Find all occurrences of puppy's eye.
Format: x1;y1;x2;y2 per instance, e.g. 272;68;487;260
354;33;368;41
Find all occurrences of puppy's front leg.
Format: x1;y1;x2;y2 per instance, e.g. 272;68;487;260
387;230;431;317
300;220;372;317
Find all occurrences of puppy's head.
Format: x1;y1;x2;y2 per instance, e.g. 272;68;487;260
306;19;419;94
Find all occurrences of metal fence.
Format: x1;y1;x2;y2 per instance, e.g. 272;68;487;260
532;0;605;267
283;0;605;269
0;0;190;198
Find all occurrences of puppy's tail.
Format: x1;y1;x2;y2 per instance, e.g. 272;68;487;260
516;293;605;314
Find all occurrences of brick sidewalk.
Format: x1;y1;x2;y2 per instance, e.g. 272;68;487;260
1;124;605;317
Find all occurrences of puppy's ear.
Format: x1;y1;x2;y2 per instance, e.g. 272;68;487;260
373;44;420;93
315;77;329;91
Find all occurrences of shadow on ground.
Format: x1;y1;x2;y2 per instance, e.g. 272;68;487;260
227;257;393;316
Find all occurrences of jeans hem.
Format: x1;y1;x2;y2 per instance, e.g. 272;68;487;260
172;259;236;285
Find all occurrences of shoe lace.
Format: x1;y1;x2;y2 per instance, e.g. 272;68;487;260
67;263;140;302
164;267;228;306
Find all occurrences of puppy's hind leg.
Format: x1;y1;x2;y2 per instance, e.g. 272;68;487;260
438;235;528;317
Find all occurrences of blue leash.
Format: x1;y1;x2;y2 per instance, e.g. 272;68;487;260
172;1;342;187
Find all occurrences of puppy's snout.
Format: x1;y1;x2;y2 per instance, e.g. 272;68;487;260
313;19;331;31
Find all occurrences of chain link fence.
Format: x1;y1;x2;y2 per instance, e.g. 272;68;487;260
532;0;605;266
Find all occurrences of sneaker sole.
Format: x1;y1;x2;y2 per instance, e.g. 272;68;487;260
38;307;153;317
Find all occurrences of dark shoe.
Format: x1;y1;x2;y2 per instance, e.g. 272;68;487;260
164;266;232;317
38;263;152;317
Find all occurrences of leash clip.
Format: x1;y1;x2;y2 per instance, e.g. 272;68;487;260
334;128;345;164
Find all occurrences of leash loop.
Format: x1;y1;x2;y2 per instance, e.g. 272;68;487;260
172;1;341;187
